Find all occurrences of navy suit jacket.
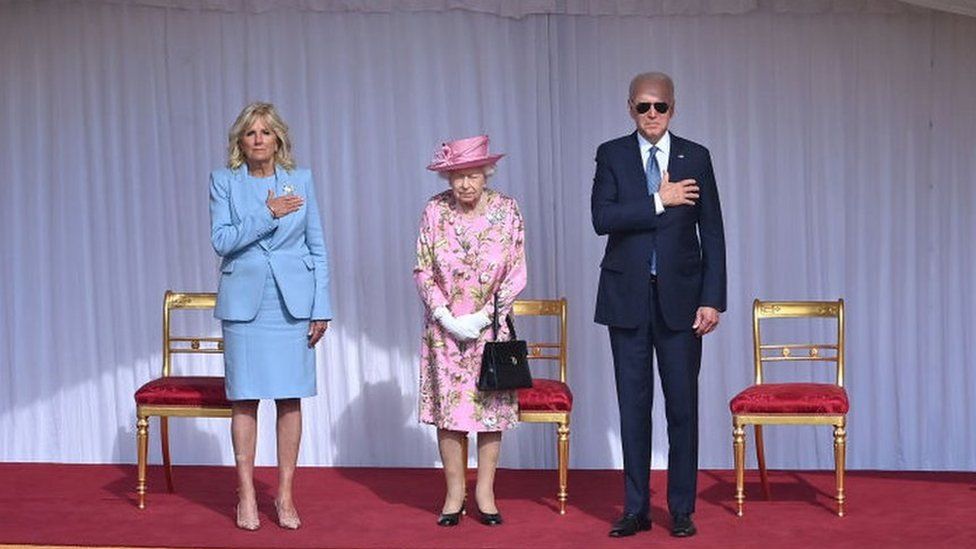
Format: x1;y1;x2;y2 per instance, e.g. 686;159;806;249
209;165;333;322
592;132;726;330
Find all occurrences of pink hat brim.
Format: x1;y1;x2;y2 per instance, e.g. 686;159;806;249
426;154;505;172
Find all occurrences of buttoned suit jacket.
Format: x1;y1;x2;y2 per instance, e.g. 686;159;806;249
209;165;333;322
592;131;726;330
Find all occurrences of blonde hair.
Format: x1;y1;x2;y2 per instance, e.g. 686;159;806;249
226;102;296;170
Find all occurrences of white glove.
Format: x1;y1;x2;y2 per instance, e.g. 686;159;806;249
455;311;491;337
433;306;479;342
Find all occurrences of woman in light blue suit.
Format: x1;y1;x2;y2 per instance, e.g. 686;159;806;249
210;102;332;531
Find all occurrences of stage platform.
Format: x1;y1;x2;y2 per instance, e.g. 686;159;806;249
0;463;973;548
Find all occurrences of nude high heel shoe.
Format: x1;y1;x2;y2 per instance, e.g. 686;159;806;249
275;500;302;530
235;502;260;531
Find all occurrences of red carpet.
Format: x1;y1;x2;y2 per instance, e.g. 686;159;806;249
0;463;973;548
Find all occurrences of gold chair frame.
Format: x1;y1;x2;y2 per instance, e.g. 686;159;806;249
136;291;229;509
732;299;847;517
460;298;571;514
515;299;571;515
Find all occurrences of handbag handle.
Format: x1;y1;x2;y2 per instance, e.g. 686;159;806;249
490;293;518;342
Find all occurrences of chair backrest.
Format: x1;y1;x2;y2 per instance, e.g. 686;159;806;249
512;298;568;383
162;291;222;377
752;299;845;387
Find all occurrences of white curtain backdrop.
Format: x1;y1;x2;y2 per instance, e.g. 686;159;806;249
1;0;973;472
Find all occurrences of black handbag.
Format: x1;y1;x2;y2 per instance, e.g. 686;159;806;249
478;295;533;391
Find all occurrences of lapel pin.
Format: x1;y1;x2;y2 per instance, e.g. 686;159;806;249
282;184;294;195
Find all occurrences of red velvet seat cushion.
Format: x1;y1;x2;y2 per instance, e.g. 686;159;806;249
730;383;849;415
518;379;573;412
135;376;230;408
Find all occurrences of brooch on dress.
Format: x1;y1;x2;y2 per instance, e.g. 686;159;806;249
486;208;506;225
282;184;294;195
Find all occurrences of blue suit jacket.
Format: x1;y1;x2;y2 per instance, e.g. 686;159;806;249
209;165;333;322
592;132;726;330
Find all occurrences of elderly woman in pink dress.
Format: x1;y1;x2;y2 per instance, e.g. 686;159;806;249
413;135;527;527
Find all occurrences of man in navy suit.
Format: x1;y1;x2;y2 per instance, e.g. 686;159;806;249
592;72;727;538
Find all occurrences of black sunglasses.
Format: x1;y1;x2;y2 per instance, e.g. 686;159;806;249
634;101;669;114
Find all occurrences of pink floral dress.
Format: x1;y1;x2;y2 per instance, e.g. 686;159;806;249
414;189;528;432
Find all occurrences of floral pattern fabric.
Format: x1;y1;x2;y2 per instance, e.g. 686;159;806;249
413;189;527;432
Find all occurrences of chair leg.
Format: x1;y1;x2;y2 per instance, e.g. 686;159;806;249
834;422;847;517
755;425;771;500
733;422;745;517
136;415;149;509
160;417;174;493
557;419;570;515
460;434;469;505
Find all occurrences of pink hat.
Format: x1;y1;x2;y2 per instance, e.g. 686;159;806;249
426;135;505;172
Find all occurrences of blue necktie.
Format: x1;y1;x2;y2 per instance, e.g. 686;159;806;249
646;145;661;194
646;146;660;273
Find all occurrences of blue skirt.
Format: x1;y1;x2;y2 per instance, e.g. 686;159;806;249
222;273;317;400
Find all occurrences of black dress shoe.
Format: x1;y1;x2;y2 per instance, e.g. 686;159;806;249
671;514;697;537
437;504;465;527
608;513;651;537
477;508;503;526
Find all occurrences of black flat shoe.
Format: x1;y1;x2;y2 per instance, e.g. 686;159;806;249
477;508;503;526
608;513;651;537
437;504;465;527
670;513;697;537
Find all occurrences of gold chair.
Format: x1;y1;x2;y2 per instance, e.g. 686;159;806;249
463;299;572;513
729;299;848;517
460;299;572;512
515;299;572;514
134;291;229;509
